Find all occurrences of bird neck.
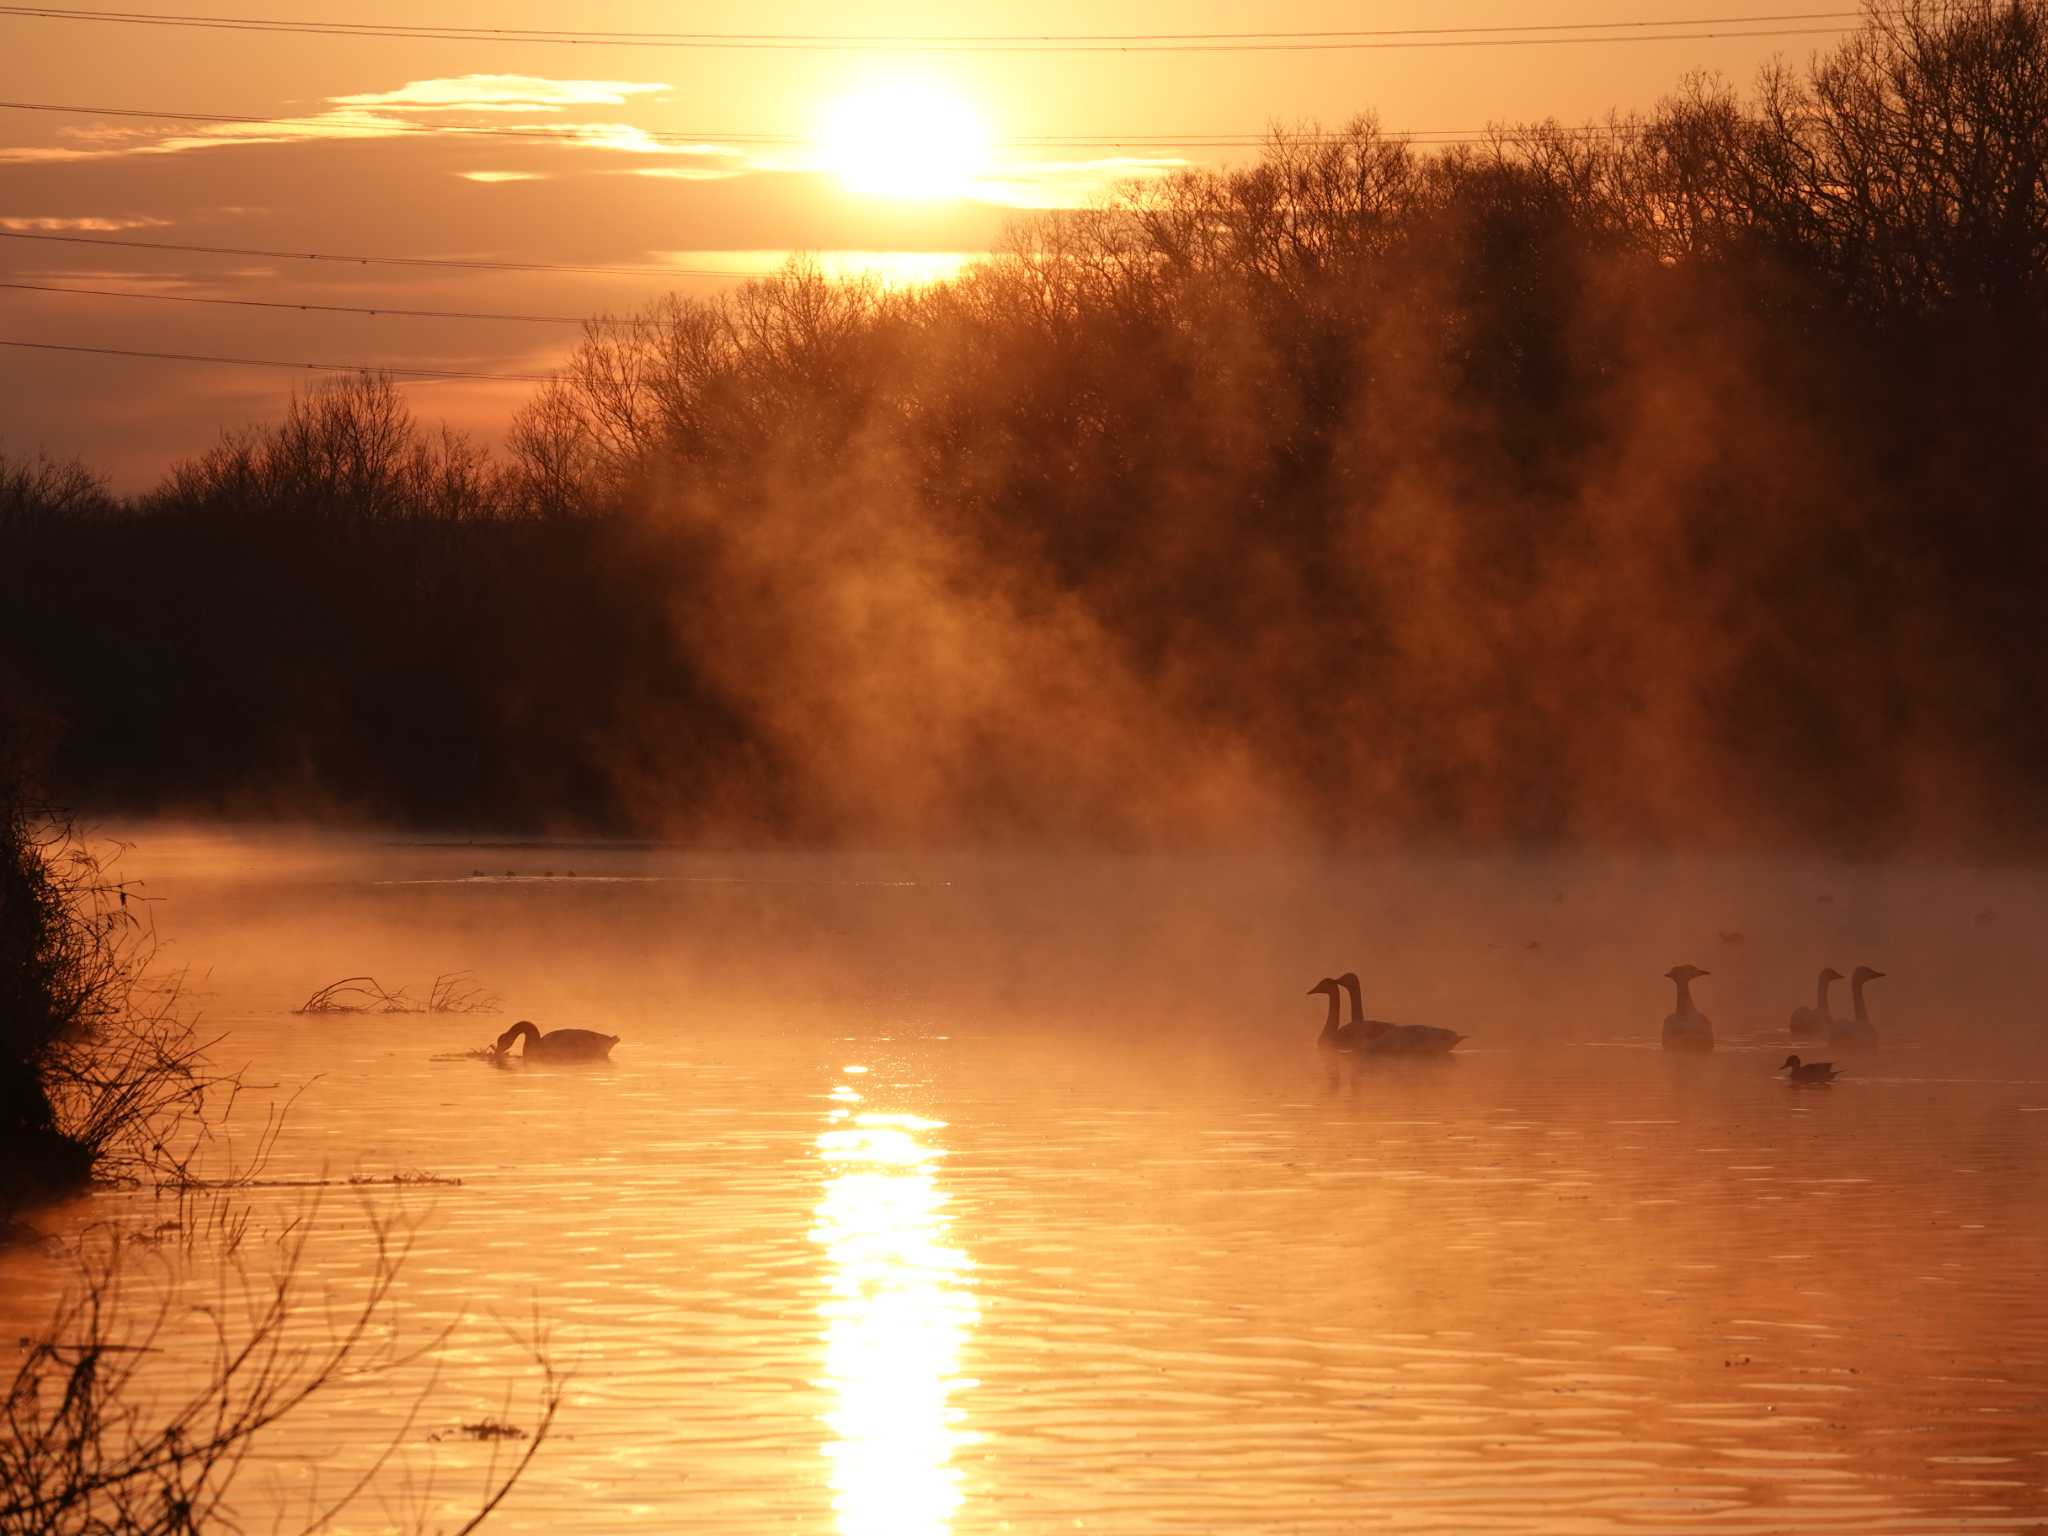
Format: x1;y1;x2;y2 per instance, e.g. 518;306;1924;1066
509;1021;540;1050
1850;977;1872;1023
1816;973;1837;1019
1318;993;1340;1041
1673;976;1698;1013
1340;978;1365;1029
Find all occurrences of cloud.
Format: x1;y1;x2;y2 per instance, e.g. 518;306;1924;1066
618;164;751;183
1;75;697;164
0;214;172;231
456;170;546;183
971;156;1188;210
330;76;667;114
648;248;980;285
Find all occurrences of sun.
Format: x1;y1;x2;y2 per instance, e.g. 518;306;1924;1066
816;81;992;201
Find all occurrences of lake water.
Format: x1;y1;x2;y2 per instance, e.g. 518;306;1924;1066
4;828;2046;1532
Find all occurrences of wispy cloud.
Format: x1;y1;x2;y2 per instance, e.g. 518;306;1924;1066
0;74;1163;227
0;146;103;165
0;213;173;231
972;156;1187;210
1;75;707;164
617;163;751;182
649;249;982;286
330;75;667;114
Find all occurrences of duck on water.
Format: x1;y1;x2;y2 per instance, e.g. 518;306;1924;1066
1662;965;1714;1052
1780;1054;1842;1084
493;1020;621;1062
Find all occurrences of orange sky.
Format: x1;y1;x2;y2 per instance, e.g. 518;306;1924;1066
0;2;1871;486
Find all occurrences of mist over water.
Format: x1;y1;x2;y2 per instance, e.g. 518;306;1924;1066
3;826;2043;1532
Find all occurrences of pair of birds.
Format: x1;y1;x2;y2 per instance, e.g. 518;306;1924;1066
492;1020;620;1062
1789;966;1884;1049
1306;973;1466;1055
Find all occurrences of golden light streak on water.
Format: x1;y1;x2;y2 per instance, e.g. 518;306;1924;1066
811;1087;978;1536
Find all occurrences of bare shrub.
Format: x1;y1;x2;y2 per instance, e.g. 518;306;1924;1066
292;976;414;1015
295;973;500;1016
1;783;246;1204
1;1208;561;1535
427;972;501;1015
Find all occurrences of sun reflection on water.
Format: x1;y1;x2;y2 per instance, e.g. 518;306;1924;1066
812;1081;978;1536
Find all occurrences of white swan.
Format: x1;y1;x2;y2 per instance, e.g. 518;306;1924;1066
1661;965;1714;1052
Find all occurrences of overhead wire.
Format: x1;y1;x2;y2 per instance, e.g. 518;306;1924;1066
0;336;559;380
0;5;1885;387
0;278;599;325
0;3;1872;51
0;227;735;278
0;96;1641;150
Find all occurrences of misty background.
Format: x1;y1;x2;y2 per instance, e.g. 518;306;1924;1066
4;3;2046;852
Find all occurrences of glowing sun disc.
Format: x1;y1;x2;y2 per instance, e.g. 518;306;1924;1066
817;82;991;200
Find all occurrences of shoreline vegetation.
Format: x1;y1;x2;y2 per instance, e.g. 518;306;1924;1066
1;782;557;1531
4;2;2047;851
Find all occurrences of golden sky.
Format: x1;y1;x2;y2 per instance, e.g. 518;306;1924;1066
0;2;1868;484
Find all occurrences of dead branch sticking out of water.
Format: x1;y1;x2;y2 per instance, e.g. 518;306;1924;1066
428;971;501;1015
294;972;501;1017
0;1205;560;1535
294;976;415;1014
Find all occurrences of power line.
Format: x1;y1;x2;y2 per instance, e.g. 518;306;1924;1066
0;3;1878;43
0;278;597;325
0;96;798;149
0;227;736;278
0;336;558;380
0;3;1869;51
0;96;1639;150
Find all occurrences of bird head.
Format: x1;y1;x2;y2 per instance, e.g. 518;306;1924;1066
1664;964;1709;982
1780;1054;1802;1071
1306;977;1338;998
1851;965;1885;983
1819;967;1844;983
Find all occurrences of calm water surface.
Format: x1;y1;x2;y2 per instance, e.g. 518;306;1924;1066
4;830;2045;1532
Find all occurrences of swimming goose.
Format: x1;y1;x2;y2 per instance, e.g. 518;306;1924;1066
1337;972;1464;1056
1789;967;1843;1041
1307;977;1367;1050
1830;966;1883;1049
1780;1054;1841;1084
1661;965;1714;1052
493;1020;621;1062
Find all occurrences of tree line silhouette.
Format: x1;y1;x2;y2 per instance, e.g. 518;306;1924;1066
4;1;2045;846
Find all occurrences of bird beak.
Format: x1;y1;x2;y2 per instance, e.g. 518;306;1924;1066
1870;970;1886;979
1697;969;1710;977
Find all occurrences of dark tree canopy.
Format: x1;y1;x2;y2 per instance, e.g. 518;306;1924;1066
3;3;2046;849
